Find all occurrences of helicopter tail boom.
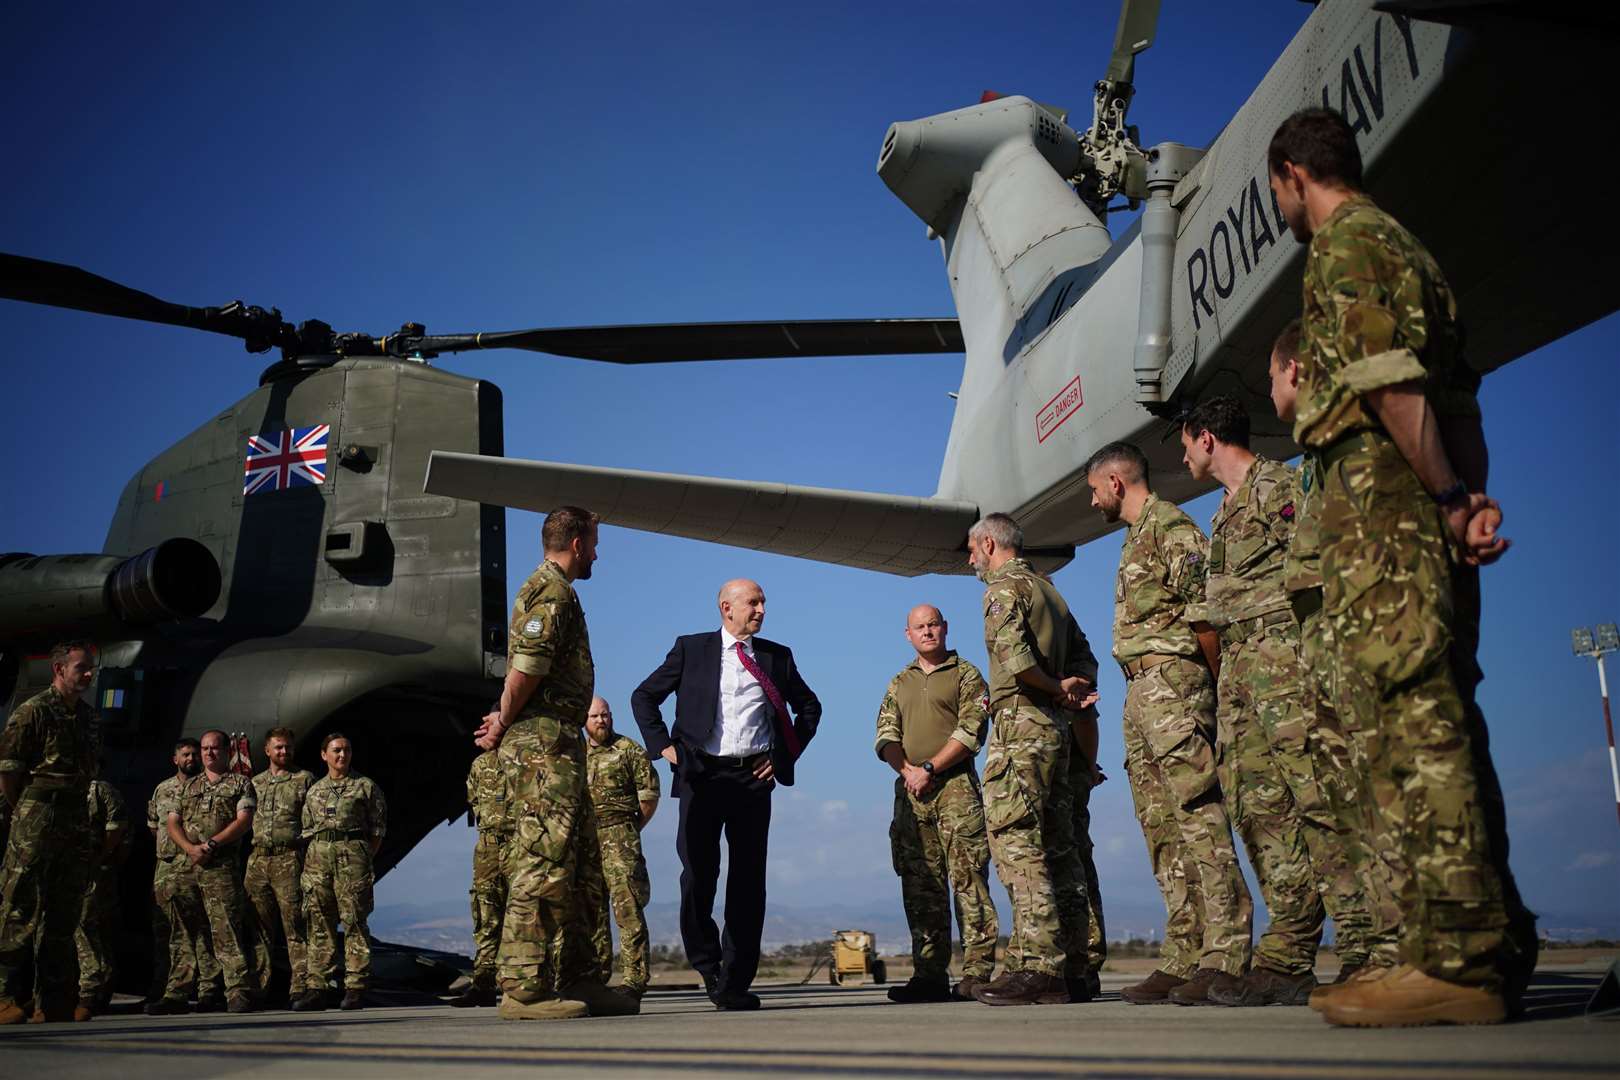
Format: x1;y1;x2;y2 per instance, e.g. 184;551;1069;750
423;451;1030;577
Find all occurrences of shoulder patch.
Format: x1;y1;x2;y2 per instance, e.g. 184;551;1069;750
522;616;544;637
988;600;1004;617
1279;502;1295;522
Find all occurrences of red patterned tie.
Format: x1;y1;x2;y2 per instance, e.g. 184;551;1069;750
734;641;801;759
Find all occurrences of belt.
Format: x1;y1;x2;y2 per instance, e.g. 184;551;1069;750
310;829;367;843
695;749;767;770
253;841;300;856
478;828;514;841
1120;653;1181;680
1310;428;1394;474
1218;610;1296;648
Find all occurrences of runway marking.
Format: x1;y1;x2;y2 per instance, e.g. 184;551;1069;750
20;1037;1617;1079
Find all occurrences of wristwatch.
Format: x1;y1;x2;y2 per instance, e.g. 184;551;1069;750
1432;480;1468;507
921;760;935;775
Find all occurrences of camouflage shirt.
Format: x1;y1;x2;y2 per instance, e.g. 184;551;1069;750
467;750;514;834
87;778;126;837
982;557;1097;710
874;651;989;764
1281;459;1323;593
149;774;190;859
250;768;314;848
586;733;660;827
1295;194;1480;449
301;772;387;840
175;771;255;846
1188;456;1297;630
0;686;98;791
508;559;595;726
1111;493;1208;663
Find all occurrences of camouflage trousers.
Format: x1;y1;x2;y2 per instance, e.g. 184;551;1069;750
0;788;93;1011
470;829;511;988
888;767;998;982
1319;438;1533;992
302;839;375;991
246;848;312;994
76;864;120;1000
593;816;652;991
167;858;255;998
1121;657;1252;978
1217;623;1375;974
1295;598;1402;969
498;717;607;992
1066;738;1107;975
981;703;1088;978
152;854;216;1000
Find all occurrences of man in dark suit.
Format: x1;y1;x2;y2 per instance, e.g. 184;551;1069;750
630;578;821;1010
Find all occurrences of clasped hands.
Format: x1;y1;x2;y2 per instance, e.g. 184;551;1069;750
1057;676;1099;712
1445;494;1509;567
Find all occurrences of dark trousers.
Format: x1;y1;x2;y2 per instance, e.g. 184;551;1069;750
675;762;773;992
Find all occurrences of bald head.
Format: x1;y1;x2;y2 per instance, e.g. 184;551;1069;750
585;696;613;745
905;604;949;663
718;578;766;639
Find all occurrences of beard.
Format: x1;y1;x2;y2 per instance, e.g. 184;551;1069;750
180;759;201;776
1096;497;1122;524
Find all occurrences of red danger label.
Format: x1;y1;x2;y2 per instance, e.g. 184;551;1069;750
1036;376;1083;443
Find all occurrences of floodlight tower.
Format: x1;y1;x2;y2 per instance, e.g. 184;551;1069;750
1572;622;1620;829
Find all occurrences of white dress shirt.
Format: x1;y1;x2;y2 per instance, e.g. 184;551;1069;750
705;628;773;756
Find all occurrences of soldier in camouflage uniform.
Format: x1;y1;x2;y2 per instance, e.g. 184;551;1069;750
292;733;386;1011
145;738;211;1012
0;641;99;1024
1180;395;1377;1006
76;775;128;1014
472;506;632;1022
966;515;1096;1006
451;748;513;1007
1269;320;1405;992
875;605;998;1004
1268;107;1534;1027
1084;443;1253;1006
584;697;660;997
246;728;314;1006
166;729;257;1013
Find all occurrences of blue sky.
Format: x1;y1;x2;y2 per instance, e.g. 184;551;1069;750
3;2;1616;943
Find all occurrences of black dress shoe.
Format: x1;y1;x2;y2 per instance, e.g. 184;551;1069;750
701;972;720;1002
887;977;952;1004
712;989;761;1011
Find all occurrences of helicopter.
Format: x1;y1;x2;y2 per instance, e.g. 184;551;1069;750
2;0;1616;991
422;0;1620;574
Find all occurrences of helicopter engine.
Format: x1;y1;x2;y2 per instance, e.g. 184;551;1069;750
0;537;222;643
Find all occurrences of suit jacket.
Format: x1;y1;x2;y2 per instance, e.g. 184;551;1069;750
630;631;821;795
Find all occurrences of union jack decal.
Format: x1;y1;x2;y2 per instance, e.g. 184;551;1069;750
244;424;329;494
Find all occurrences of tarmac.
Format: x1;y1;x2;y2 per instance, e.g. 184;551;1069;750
2;965;1616;1080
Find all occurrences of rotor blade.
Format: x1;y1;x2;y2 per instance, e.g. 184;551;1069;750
1105;0;1161;85
403;318;964;363
0;253;279;343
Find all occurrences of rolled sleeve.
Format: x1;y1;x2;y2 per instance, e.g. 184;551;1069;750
873;680;904;759
1340;347;1426;394
951;663;989;754
632;751;661;806
508;652;552;678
